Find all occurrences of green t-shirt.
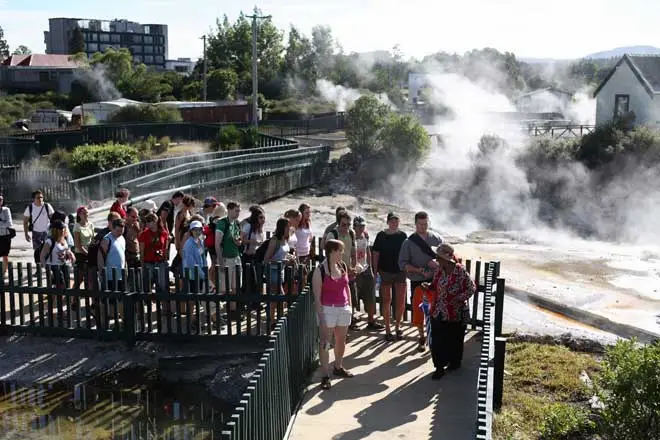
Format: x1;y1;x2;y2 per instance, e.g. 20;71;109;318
216;216;241;258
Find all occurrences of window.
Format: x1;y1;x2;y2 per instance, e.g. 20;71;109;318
87;43;99;52
144;55;154;64
143;25;150;34
99;33;110;42
39;72;50;82
131;45;142;53
132;34;143;43
144;35;153;44
155;55;164;64
100;44;112;51
134;55;143;62
110;33;120;43
144;45;153;53
614;94;630;119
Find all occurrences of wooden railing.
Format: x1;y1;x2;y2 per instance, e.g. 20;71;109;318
526;124;595;138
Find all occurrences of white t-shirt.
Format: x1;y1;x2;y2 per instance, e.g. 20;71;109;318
355;234;370;272
288;227;298;251
242;223;265;255
24;203;53;233
294;227;313;257
44;239;70;266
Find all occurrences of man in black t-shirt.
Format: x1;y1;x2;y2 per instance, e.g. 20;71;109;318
371;212;408;342
156;191;184;233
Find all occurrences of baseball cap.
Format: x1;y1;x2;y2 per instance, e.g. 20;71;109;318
353;216;366;227
387;212;399;221
203;197;219;207
189;220;203;230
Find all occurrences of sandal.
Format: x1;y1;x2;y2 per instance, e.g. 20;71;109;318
417;337;426;353
395;329;403;340
333;367;354;378
321;376;331;390
385;333;396;342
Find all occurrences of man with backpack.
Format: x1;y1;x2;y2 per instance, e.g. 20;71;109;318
215;202;243;313
325;211;359;330
23;190;54;264
86;212;122;291
398;211;443;352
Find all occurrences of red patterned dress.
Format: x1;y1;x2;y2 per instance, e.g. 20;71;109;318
429;263;476;323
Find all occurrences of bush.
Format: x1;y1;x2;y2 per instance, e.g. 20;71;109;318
346;95;390;157
596;339;660;440
109;104;183;123
380;113;431;164
539;403;596;440
240;126;259;149
46;147;72;169
133;136;156;160
153;136;170;155
212;125;242;151
69;142;139;178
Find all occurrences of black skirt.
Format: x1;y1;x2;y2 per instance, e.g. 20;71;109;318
0;235;11;257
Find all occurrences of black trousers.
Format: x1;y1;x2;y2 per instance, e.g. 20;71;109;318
430;317;466;369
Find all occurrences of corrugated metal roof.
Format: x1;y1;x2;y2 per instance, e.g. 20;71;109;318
1;54;81;68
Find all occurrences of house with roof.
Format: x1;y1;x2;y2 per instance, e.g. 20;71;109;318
515;87;574;114
0;54;83;94
593;54;660;127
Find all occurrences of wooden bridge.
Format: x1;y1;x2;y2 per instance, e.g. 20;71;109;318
525;124;595;138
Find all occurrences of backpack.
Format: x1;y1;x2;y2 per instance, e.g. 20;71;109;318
86;229;108;267
253;237;271;263
27;203;53;232
203;216;221;250
36;237;55;265
330;228;356;248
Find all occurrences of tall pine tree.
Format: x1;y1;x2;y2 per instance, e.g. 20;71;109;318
69;26;85;54
0;26;10;61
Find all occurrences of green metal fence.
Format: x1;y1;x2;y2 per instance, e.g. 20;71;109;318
123;146;329;195
70;135;299;202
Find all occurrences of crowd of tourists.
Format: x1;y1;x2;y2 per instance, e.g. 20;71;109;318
0;188;476;387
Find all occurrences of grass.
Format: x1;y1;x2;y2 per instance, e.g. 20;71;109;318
493;342;601;440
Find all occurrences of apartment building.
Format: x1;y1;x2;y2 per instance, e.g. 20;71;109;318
44;18;168;68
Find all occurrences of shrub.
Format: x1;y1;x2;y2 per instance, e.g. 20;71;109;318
346;95;390;157
46;147;72;169
153;136;171;155
109;104;183;123
69;142;139;178
133;136;156;160
539;403;596;440
596;339;660;440
240;126;259;149
380;113;431;164
212;125;242;151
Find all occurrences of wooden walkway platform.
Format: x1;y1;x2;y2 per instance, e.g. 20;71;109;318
286;323;481;440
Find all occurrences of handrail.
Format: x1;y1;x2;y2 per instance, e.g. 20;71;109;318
123;146;327;188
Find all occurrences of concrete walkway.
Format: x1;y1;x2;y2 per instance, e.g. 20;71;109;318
287;324;481;440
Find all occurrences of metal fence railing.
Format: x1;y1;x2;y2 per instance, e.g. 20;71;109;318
70;136;299;202
122;146;329;195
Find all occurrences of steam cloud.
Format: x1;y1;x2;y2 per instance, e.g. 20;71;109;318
316;79;394;112
74;64;122;102
388;71;660;245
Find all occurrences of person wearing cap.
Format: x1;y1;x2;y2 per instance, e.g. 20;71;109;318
372;212;408;341
182;220;207;293
72;206;94;288
422;243;475;380
353;216;384;330
200;197;219;224
99;218;127;291
322;206;347;250
399;211;443;352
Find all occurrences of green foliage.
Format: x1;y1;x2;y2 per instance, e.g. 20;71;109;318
0;26;9;61
380;114;431;163
182;81;203;101
345;95;390;156
212;125;242;150
12;45;31;55
68;27;85;54
539;403;596;440
207;69;238;100
68;143;139;178
109;105;183;123
596;339;660;440
155;136;171;154
240;126;259;149
0;93;71;128
267;97;334;118
45;147;72;169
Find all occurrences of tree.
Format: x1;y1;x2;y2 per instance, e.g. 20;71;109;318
381;114;431;164
311;25;334;78
12;45;31;55
207;68;238;100
346;95;390;156
69;27;85;55
182;81;203;101
281;26;316;95
0;26;9;61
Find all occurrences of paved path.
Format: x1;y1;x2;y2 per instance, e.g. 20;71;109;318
287;324;481;440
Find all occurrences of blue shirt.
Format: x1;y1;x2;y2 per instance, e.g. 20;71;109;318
182;237;207;280
103;233;126;281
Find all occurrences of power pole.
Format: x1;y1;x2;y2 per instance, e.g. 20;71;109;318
201;35;208;101
245;8;271;128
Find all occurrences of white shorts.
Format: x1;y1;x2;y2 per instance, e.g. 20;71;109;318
321;305;352;328
218;256;242;293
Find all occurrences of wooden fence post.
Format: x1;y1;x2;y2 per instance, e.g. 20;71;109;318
494;278;505;338
494;336;507;412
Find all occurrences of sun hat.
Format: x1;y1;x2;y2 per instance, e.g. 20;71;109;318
189;220;203;230
435;243;456;262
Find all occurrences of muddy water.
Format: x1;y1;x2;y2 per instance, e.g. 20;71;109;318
0;369;228;440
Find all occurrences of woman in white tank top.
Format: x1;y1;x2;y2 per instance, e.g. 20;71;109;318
295;203;314;265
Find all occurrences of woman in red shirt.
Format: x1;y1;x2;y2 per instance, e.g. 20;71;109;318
424;243;475;380
110;188;130;219
138;212;169;294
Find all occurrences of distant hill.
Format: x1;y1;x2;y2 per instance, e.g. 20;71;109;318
585;46;660;59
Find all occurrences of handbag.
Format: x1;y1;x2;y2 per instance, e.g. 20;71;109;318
7;228;16;240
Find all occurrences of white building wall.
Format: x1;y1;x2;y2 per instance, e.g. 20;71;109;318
595;61;656;126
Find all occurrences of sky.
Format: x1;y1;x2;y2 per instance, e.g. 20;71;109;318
1;0;658;62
